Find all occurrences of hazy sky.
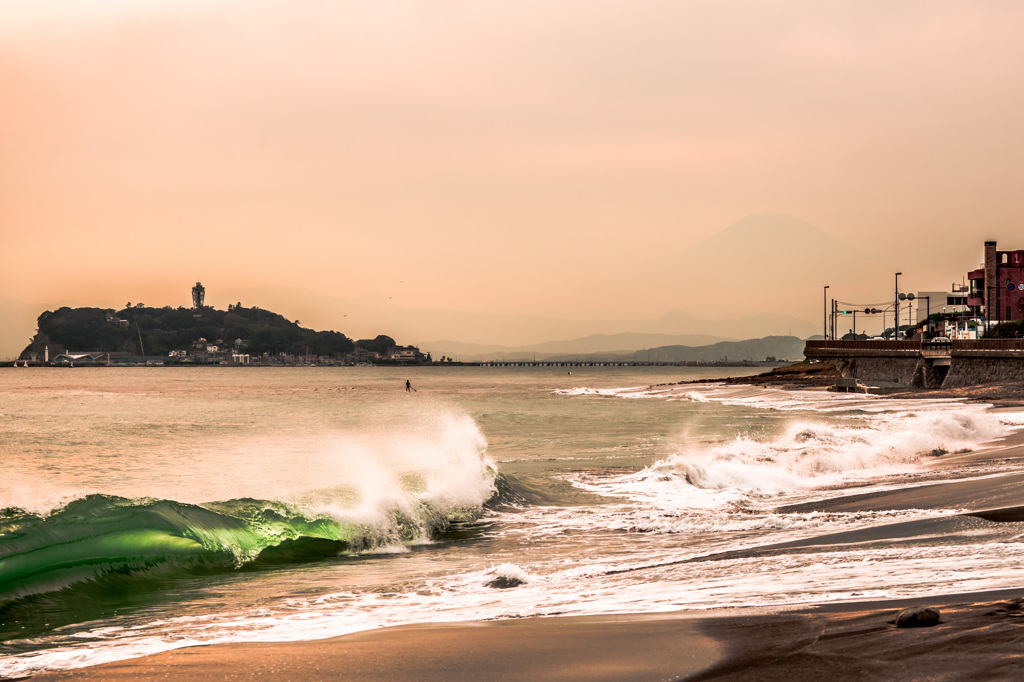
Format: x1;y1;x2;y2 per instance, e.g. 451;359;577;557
3;1;1024;341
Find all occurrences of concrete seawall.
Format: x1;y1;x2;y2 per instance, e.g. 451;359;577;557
806;340;1024;391
943;356;1024;388
839;357;920;388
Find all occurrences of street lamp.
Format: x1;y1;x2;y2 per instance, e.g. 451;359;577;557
894;272;902;339
823;285;830;339
920;295;931;336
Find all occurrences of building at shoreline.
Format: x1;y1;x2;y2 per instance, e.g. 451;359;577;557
968;241;1024;324
385;345;427;363
913;290;969;325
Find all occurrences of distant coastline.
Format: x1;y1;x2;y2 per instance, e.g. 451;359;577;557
15;303;429;368
2;359;785;369
11;302;807;369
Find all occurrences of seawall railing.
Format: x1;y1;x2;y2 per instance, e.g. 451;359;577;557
805;340;922;351
953;339;1024;351
806;339;1024;357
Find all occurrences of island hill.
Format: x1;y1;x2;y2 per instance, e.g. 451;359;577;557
14;301;809;368
18;304;428;366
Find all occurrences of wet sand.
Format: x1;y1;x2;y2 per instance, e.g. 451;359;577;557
30;405;1024;681
690;591;1024;681
28;615;723;681
29;592;1024;681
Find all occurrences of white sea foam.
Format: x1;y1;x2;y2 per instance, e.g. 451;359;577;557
0;407;498;551
553;386;650;397
10;533;1024;678
491;503;961;549
303;411;497;548
481;562;533;585
560;382;985;414
574;407;1010;511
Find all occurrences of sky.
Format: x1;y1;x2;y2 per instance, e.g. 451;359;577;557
3;1;1024;353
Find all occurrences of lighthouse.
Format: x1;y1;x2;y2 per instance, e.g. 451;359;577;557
192;282;205;309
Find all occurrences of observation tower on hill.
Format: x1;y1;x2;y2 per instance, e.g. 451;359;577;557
192;282;205;309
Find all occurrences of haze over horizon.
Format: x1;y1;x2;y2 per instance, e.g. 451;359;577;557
4;2;1024;357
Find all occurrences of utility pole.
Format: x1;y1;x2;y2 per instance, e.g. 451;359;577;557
823;285;830;339
831;299;836;340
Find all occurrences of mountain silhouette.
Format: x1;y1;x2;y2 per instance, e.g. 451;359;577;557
660;213;884;323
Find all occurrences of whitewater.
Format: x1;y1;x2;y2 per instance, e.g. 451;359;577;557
2;365;1024;677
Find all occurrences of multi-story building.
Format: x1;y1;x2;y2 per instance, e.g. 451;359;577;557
914;290;970;324
967;241;1024;323
386;345;426;363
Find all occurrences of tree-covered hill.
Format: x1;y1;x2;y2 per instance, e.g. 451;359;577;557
20;304;358;359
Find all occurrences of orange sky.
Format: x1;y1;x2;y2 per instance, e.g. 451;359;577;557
3;1;1024;353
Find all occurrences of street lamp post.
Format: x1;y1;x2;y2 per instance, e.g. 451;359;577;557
894;272;902;339
823;285;829;339
922;296;930;337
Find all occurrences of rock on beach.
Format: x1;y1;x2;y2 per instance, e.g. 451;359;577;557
894;607;940;628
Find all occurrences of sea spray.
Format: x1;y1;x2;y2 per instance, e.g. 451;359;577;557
574;408;1011;511
0;411;498;603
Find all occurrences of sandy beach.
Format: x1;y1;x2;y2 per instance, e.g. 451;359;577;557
27;593;1024;681
24;398;1024;681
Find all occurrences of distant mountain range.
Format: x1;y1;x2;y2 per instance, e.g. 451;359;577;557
627;336;805;363
203;285;819;350
655;213;886;328
419;332;733;361
428;335;806;364
1;212;875;358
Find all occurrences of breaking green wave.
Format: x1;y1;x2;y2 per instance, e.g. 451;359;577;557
0;490;492;605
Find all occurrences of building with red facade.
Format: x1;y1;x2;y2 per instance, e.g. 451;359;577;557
967;241;1024;323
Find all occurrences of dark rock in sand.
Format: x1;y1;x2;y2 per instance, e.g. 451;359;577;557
485;576;524;589
895;607;940;628
990;597;1024;613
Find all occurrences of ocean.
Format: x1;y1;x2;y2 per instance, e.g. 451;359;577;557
2;366;1023;677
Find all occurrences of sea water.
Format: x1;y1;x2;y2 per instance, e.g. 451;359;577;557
2;366;1024;676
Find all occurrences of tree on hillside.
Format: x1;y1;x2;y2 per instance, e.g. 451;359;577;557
355;335;396;354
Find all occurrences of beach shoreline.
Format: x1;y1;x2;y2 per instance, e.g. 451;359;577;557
676;360;1024;407
27;588;1024;681
21;380;1024;681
